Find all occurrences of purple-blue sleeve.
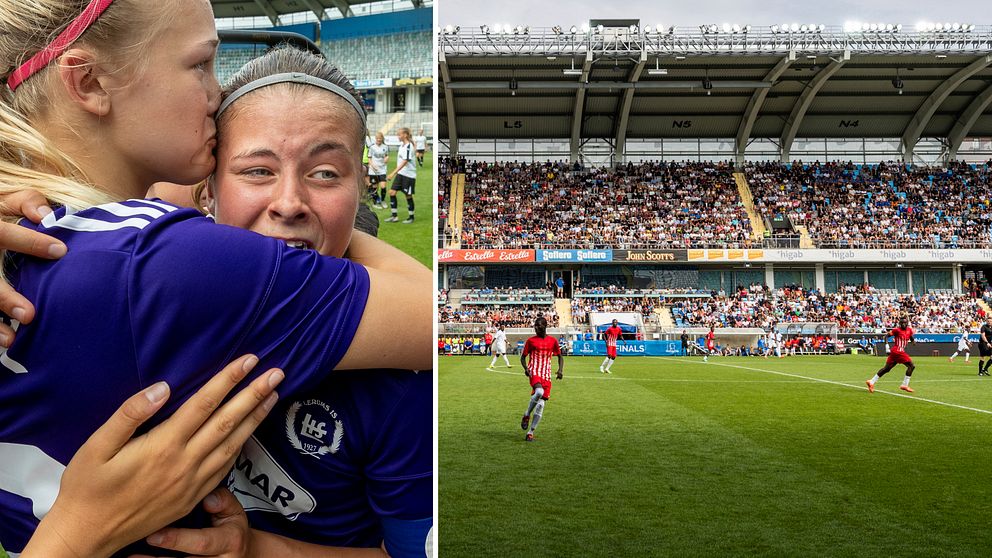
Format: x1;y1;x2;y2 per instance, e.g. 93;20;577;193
127;212;370;414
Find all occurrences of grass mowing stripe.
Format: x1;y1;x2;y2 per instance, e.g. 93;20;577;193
441;355;992;556
657;356;992;415
483;363;988;383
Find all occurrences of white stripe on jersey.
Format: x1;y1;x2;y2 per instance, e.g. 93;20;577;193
43;214;159;232
0;442;65;520
530;351;552;380
97;202;167;220
134;198;181;213
41;200;178;232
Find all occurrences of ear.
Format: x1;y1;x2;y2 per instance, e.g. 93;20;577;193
56;48;113;117
204;176;218;215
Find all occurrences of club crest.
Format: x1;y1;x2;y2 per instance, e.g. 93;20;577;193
285;399;343;459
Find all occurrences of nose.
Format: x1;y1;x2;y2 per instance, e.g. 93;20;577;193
267;177;309;223
207;72;222;116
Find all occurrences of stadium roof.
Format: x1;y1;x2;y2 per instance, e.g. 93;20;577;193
210;0;426;24
439;25;992;163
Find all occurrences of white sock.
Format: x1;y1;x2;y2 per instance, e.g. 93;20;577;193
902;376;911;387
965;355;970;362
870;374;880;384
950;352;959;359
601;357;610;369
490;357;497;367
503;355;511;366
528;399;545;434
525;386;543;416
606;359;614;371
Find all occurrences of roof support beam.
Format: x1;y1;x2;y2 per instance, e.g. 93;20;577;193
569;51;594;164
735;52;794;166
780;56;847;162
439;51;458;156
946;81;992;162
300;0;328;20
902;54;992;163
614;50;647;166
252;0;282;26
327;0;353;17
411;0;423;7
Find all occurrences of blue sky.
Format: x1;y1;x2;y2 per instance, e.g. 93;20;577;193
438;0;983;28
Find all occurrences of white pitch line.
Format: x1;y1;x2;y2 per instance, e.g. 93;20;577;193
654;357;992;416
482;367;989;384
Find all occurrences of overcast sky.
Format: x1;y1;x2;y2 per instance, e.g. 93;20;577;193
438;0;984;28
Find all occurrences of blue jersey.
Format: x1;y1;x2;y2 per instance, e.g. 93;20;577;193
0;200;370;555
234;369;432;557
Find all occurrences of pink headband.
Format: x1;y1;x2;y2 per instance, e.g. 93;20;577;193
6;0;116;92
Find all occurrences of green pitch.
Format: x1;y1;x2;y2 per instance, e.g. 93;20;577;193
440;354;992;557
370;149;432;267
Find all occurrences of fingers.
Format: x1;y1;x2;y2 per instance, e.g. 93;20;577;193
168;355;259;444
75;382;171;461
0;212;67;258
146;524;239;557
3;189;54;223
202;488;244;521
146;489;248;555
192;369;283;476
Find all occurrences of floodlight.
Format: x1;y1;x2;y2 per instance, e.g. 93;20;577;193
789;23;800;32
771;24;780;33
597;24;604;33
732;24;741;33
443;25;454;34
570;25;578;34
552;25;562;35
644;25;652;33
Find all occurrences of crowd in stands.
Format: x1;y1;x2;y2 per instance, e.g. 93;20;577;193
457;161;752;249
571;296;659;324
748;161;992;248
670;283;984;333
441;158;992;249
461;288;552;303
437;289;448;305
438;305;559;328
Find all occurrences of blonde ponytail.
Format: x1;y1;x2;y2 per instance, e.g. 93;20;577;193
0;99;115;213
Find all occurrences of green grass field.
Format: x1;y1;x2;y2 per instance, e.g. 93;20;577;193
440;354;992;557
370;149;432;267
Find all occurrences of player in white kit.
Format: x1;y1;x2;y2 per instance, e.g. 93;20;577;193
949;333;972;363
489;325;512;368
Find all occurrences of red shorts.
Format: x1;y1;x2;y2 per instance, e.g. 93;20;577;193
530;377;552;400
607;345;617;359
706;342;715;352
886;351;913;366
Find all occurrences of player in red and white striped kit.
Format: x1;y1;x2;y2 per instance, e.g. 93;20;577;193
520;316;564;441
600;319;624;374
866;315;917;394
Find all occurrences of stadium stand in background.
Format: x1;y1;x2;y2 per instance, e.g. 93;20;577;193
213;0;433;141
437;21;992;356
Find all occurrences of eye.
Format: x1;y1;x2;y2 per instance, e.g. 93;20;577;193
240;167;273;177
194;56;214;72
311;169;339;181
